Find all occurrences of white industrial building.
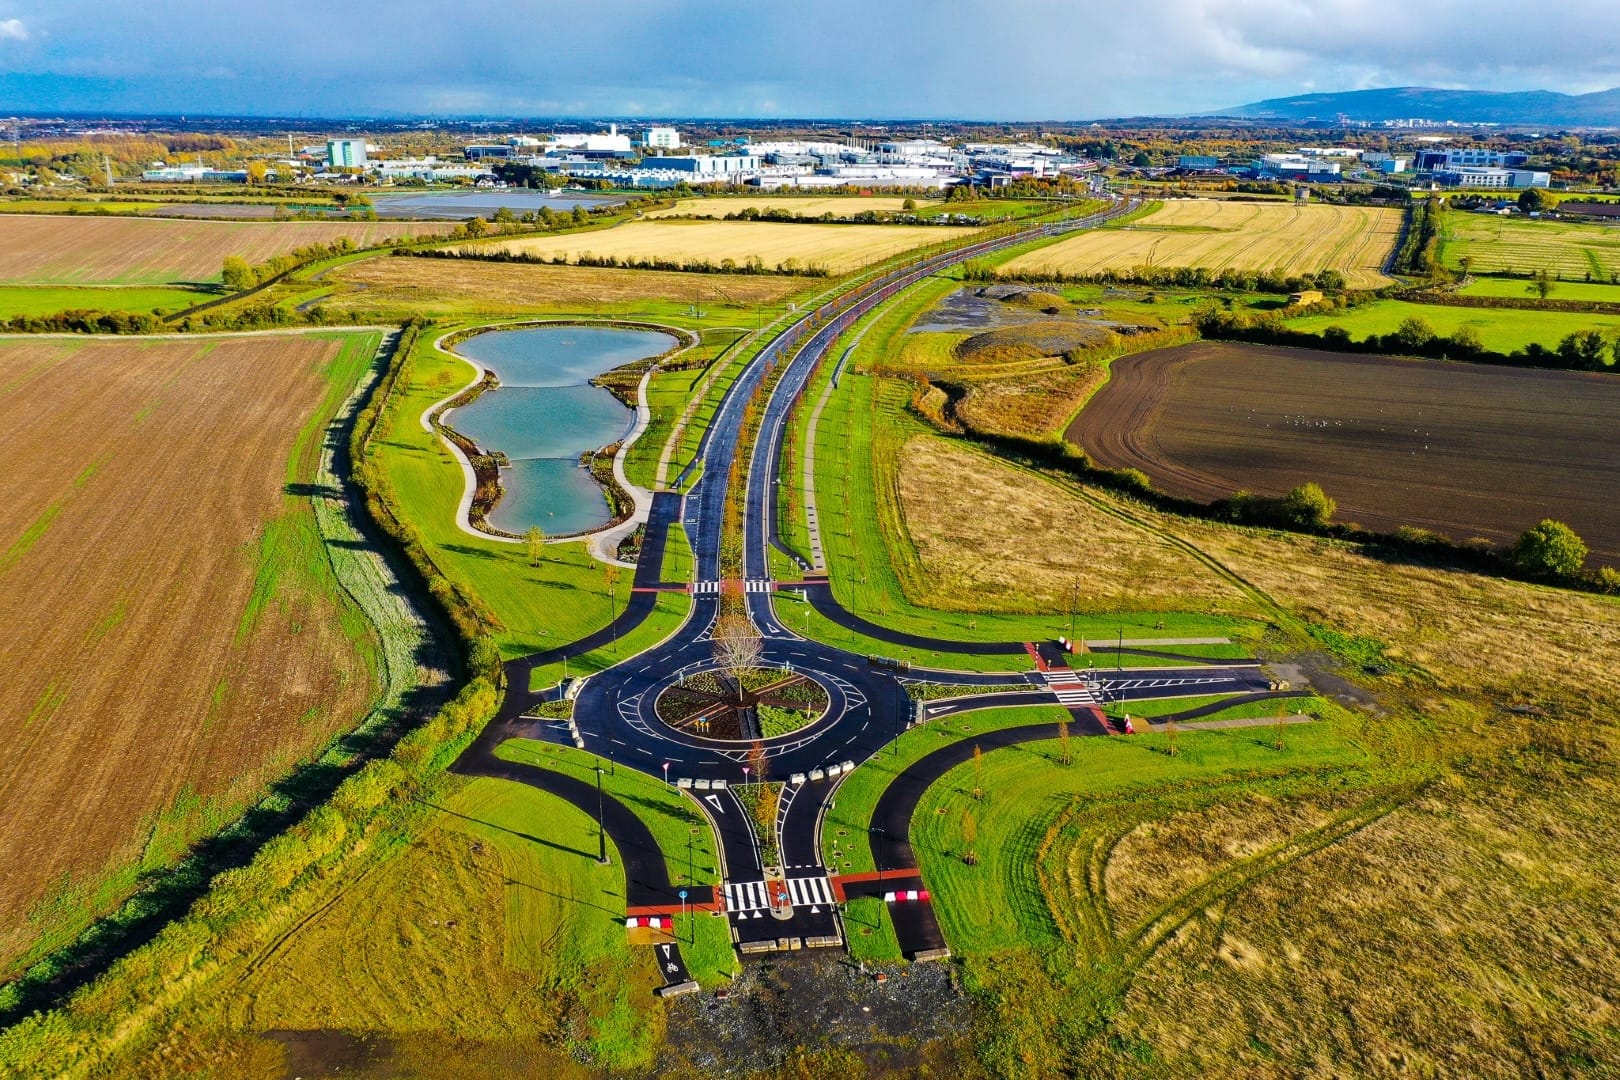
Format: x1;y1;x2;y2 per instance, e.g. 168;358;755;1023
326;138;368;169
643;127;682;151
1435;167;1550;189
1258;154;1342;181
375;157;492;182
140;164;250;183
1360;152;1411;173
545;124;633;155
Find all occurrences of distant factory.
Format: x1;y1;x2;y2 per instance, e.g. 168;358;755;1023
445;127;1097;191
1166;143;1547;190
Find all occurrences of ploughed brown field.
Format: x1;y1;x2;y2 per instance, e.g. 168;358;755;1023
0;215;455;285
0;335;376;974
1069;342;1620;564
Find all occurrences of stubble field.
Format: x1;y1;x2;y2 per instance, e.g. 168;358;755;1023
1001;200;1402;288
467;219;974;273
322;256;807;317
0;215;456;285
1444;211;1620;279
1069;341;1620;563
641;196;936;219
0;334;378;975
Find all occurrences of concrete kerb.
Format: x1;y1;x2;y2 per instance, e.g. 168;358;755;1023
422;326;503;544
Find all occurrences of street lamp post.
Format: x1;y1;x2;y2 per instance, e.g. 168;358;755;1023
872;824;885;879
1069;581;1079;646
595;761;609;865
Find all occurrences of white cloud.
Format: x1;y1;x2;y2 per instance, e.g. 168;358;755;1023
7;0;1620;118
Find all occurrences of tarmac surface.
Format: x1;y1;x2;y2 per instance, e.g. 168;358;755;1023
448;198;1299;964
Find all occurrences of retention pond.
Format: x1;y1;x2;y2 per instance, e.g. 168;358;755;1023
446;325;676;536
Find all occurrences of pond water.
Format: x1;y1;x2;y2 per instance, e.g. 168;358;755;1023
371;189;625;219
446;325;675;536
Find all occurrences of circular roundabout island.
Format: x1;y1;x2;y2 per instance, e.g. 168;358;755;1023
654;667;831;742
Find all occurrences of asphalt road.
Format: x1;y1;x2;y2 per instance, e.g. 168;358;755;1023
452;718;716;911
450;198;1299;953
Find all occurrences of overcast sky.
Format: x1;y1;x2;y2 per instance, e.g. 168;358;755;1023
2;0;1619;119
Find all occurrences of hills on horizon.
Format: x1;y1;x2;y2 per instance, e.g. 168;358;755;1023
1219;85;1620;127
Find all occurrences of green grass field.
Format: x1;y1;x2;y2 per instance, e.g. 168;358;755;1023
1457;276;1620;302
1288;298;1620;352
822;704;1077;876
494;740;735;984
626;327;746;491
828;705;1372;969
1443;211;1620;280
0;284;217;318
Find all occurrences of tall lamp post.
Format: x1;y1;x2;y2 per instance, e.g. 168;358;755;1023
595;760;609;865
1069;580;1079;646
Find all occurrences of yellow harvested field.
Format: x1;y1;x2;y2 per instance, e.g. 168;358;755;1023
469;220;974;273
1002;199;1402;288
0;214;456;285
643;196;936;219
324;256;806;313
897;437;1254;614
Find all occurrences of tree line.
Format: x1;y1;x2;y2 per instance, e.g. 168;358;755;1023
1194;305;1620;373
403;246;832;278
963;261;1348;295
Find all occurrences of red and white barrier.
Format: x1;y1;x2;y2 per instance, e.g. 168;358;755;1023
626;916;669;929
883;889;931;903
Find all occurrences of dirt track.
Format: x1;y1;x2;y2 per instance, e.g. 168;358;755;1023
1068;341;1620;563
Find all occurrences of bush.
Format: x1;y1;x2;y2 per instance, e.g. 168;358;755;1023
1282;483;1336;528
1511;519;1588;578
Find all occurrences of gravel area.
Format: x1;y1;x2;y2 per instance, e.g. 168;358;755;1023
660;952;970;1074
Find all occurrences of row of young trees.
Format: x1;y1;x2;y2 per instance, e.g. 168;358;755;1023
406;246;833;278
962;261;1348;295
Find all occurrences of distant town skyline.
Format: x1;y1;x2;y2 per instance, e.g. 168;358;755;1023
2;0;1619;120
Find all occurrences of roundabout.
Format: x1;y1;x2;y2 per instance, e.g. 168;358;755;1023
450;199;1294;974
654;665;831;742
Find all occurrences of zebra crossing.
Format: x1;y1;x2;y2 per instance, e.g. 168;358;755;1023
723;876;834;917
691;579;775;595
1044;670;1100;708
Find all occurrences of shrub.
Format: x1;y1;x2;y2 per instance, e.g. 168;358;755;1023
1511;519;1588;578
1282;483;1336;528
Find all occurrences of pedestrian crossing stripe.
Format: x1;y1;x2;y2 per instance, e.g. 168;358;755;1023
1044;670;1099;706
723;877;833;914
692;580;775;595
